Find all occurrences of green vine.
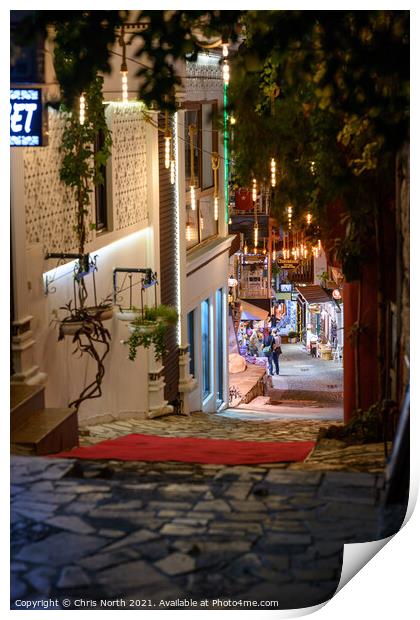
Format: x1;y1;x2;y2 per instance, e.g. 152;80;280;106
124;305;178;362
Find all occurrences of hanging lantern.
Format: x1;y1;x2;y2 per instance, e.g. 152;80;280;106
252;178;257;202
211;153;221;221
186;220;192;242
189;124;197;210
119;29;128;103
164;111;171;169
223;60;230;85
190;185;196;211
79;94;86;125
270;158;276;187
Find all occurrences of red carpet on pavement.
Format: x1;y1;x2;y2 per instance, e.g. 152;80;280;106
53;433;315;464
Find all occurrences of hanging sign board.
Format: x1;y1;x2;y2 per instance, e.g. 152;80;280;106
277;258;299;269
10;87;47;146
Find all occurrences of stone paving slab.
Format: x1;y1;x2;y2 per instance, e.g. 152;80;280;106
10;454;397;611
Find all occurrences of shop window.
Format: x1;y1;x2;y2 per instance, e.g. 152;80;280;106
187;309;195;377
201;298;211;400
184;101;219;250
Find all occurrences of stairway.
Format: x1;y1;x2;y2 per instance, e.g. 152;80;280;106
11;384;79;456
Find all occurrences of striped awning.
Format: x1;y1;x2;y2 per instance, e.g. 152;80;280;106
295;285;332;304
239;300;269;321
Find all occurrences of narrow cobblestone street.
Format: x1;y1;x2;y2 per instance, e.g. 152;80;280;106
11;455;385;610
10;341;391;609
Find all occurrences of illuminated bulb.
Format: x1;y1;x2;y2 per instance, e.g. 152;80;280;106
170;159;175;185
230;115;236;125
222;44;228;58
270;158;276;187
214;196;219;221
254;247;258;254
252;178;257;202
121;71;128;103
273;249;276;260
223;60;230;85
318;239;321;250
186;222;192;242
229;216;232;225
304;248;308;258
79;95;85;125
254;225;258;247
164;136;171;169
244;244;248;255
310;161;315;174
190;185;196;211
306;213;312;225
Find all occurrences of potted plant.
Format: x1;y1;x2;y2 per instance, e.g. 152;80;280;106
288;330;298;343
124;304;178;362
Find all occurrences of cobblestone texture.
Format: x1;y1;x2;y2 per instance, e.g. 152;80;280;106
10;455;395;611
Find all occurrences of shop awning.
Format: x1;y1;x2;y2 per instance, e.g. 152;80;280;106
239;300;269;321
295;285;332;304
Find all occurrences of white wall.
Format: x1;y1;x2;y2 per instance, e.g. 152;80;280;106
12;103;160;424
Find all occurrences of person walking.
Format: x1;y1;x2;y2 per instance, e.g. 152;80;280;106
262;328;275;375
271;328;282;375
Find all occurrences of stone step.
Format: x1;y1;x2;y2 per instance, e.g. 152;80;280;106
269;388;343;405
11;384;45;432
11;408;79;456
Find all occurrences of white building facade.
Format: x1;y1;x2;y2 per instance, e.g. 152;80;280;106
11;39;232;428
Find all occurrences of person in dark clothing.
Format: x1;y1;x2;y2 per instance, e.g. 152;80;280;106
271;329;282;375
263;329;275;375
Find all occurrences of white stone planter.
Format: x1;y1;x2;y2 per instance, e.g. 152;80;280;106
114;308;142;322
60;321;91;336
127;322;157;335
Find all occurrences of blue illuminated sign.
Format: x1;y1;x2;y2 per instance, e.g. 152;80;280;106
10;88;45;146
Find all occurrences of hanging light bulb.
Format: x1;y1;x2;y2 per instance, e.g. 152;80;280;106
164;135;171;169
119;30;129;103
270;158;276;187
170;159;175;185
272;248;276;261
222;43;229;58
190;185;196;211
223;60;230;85
79;94;85;125
121;70;128;103
189;124;197;210
244;243;248;255
252;178;257;202
254;224;258;247
211;153;221;222
306;212;312;225
213;196;219;221
186;221;192;242
164;110;171;169
228;216;232;225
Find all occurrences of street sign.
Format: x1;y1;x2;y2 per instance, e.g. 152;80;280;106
10;87;47;146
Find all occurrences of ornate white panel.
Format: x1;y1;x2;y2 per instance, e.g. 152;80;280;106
185;56;223;98
107;104;148;231
23;109;93;254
